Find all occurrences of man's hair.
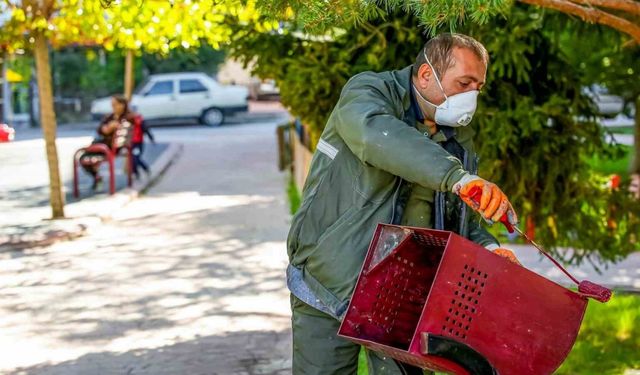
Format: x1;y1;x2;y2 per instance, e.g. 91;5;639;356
413;33;489;78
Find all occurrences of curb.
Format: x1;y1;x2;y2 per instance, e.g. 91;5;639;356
0;143;183;251
99;142;183;221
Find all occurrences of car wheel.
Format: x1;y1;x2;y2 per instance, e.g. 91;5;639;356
201;108;224;127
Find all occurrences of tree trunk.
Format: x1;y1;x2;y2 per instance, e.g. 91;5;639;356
2;54;13;126
633;95;640;175
33;31;65;218
124;49;134;100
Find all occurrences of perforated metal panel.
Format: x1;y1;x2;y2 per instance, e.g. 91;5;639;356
370;254;429;347
340;224;589;375
412;232;447;248
442;264;488;339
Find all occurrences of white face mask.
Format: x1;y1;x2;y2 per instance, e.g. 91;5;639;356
414;49;479;127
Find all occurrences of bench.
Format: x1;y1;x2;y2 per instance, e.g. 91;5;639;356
72;118;135;197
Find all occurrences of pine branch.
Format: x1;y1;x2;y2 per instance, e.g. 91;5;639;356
519;0;640;43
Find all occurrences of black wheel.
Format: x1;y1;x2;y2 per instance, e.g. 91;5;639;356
201;108;224;127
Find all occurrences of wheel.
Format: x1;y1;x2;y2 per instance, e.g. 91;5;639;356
201;108;224;127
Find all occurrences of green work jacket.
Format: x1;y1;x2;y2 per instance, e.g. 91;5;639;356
286;65;498;319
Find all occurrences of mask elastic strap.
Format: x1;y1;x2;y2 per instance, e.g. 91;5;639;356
423;49;449;105
413;85;437;109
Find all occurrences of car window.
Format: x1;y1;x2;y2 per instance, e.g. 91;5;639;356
145;81;174;96
134;77;150;95
180;79;208;94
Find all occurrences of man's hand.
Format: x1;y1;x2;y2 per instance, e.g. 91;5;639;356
493;248;521;266
454;174;518;225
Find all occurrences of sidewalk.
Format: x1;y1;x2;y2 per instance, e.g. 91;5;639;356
1;100;287;252
0;133;182;251
0;120;292;374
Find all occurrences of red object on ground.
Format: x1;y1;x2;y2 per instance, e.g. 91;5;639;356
338;224;606;375
0;123;15;142
609;174;621;190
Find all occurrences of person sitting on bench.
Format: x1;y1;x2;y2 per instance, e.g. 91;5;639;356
79;94;136;190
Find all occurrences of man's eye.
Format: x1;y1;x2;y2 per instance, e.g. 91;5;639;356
459;81;470;87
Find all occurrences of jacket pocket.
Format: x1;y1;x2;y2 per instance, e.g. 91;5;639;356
287;169;328;260
314;206;359;247
354;164;397;204
303;203;387;301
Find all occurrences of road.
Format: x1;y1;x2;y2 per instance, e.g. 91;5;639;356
0;119;293;374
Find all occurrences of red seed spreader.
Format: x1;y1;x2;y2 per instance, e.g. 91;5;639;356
338;224;611;375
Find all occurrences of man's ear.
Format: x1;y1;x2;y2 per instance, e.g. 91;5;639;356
417;63;432;89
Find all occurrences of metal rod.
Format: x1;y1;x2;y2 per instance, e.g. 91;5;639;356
513;227;580;285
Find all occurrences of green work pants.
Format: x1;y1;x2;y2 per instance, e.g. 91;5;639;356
291;295;431;375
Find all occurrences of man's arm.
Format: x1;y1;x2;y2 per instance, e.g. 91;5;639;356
332;73;467;192
468;216;499;249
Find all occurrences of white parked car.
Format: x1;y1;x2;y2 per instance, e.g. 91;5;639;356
583;84;625;117
249;78;280;100
91;72;249;126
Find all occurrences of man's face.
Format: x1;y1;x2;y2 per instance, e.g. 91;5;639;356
415;47;487;106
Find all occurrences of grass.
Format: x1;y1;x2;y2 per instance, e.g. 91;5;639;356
357;293;640;375
357;349;367;374
588;145;632;177
607;126;635;135
557;293;640;375
287;174;302;214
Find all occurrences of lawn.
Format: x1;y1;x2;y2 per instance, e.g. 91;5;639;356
588;145;632;177
606;126;635;135
357;293;640;375
287;174;302;214
556;293;640;375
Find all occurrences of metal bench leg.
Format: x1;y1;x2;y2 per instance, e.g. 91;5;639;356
108;153;115;195
73;149;84;198
127;146;132;187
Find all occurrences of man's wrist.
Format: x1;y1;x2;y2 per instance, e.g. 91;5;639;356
445;169;469;193
452;172;479;194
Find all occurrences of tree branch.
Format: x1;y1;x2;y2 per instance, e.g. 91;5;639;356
519;0;640;43
570;0;640;17
42;0;55;18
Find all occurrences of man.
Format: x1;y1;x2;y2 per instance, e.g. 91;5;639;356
286;33;520;374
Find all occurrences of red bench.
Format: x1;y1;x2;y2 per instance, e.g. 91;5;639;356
72;119;134;197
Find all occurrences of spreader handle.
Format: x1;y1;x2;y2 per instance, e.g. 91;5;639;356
465;186;612;303
420;333;497;375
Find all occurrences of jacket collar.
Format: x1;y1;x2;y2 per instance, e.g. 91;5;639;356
393;65;457;141
391;65;413;112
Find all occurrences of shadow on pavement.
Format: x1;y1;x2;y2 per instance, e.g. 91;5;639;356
9;330;290;375
0;193;292;374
